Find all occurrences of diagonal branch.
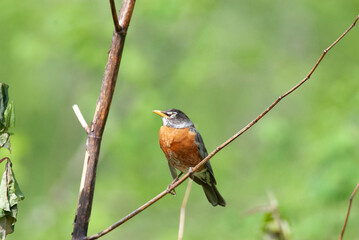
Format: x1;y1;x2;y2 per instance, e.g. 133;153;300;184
86;13;359;240
71;1;136;240
339;183;359;240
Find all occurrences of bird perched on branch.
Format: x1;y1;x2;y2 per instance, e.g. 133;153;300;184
153;109;226;207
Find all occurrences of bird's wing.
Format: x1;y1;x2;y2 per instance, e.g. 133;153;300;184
168;161;178;180
190;127;208;159
190;127;217;185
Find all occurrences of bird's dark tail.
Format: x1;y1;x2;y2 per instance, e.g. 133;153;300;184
201;182;226;207
191;162;226;207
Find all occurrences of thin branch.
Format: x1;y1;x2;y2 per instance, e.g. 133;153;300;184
71;0;136;239
109;0;121;33
118;0;135;32
178;179;193;240
339;183;359;240
86;14;359;239
86;189;168;239
72;104;90;133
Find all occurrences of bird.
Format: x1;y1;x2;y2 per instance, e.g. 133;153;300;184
153;108;226;207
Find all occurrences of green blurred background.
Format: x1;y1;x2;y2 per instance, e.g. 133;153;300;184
1;0;359;239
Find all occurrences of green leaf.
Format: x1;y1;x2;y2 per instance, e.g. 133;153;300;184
0;134;10;153
0;84;14;152
0;84;9;129
0;161;24;239
4;102;14;129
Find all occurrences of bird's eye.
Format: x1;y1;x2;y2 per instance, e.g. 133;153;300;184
167;112;177;117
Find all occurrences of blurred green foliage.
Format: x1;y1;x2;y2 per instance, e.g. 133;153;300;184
1;0;359;239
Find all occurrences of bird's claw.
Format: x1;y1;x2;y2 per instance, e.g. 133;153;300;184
166;184;176;196
166;172;183;196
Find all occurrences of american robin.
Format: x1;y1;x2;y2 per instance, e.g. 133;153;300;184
153;109;226;207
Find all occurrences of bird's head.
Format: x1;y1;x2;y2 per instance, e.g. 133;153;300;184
153;109;194;128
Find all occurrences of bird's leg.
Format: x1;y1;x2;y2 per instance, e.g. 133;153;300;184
166;172;183;196
171;172;183;184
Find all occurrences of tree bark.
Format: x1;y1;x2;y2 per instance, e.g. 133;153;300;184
72;1;136;239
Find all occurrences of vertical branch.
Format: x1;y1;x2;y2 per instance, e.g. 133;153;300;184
72;1;136;240
178;179;193;240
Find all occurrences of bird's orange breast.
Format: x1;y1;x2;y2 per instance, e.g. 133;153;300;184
159;126;203;172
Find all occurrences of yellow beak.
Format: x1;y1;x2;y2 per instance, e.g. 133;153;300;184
152;110;168;118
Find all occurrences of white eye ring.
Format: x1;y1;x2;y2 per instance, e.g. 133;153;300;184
169;112;177;118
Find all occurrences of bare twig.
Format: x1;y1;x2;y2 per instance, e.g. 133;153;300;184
339;183;359;240
117;0;135;33
73;104;90;133
71;1;136;239
109;0;121;33
86;14;359;240
86;189;169;239
86;180;193;240
178;179;193;240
